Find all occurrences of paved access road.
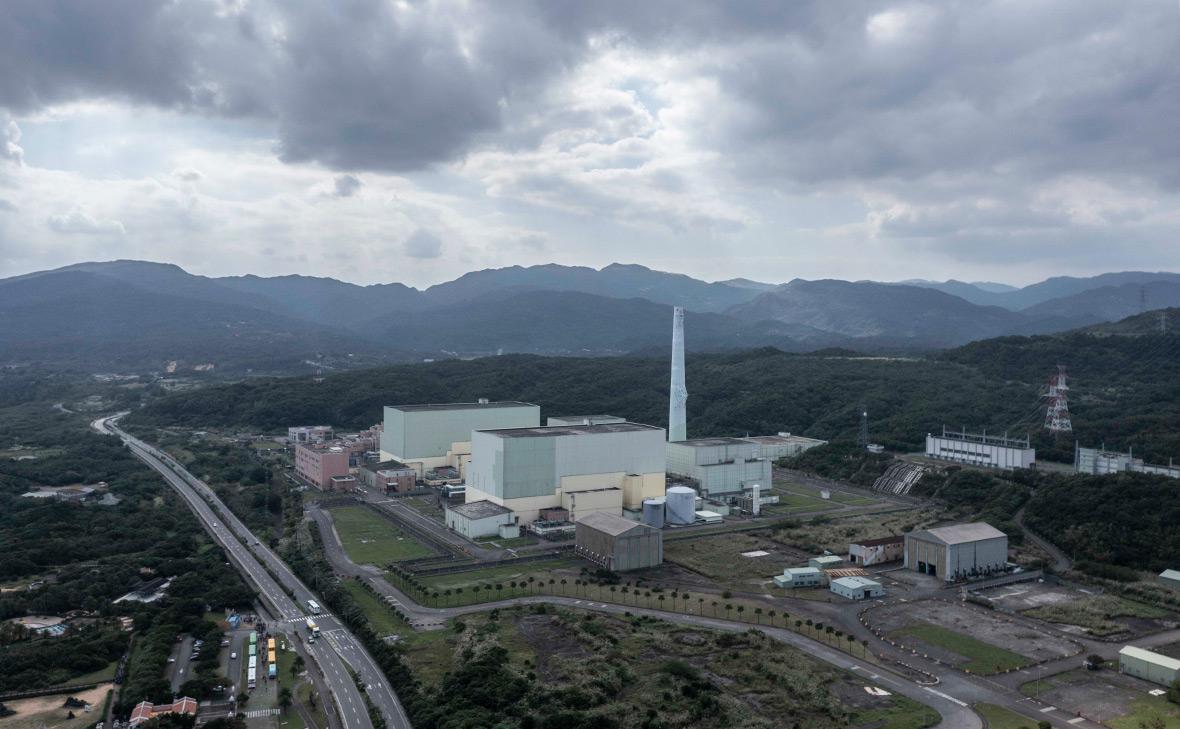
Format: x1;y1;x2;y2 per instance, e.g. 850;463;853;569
93;415;411;729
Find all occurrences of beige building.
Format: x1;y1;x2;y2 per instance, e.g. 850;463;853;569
904;522;1009;582
465;422;666;523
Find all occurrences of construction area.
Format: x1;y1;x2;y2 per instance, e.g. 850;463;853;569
867;599;1082;674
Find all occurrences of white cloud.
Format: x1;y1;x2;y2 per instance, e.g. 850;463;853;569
46;207;125;235
403;229;443;260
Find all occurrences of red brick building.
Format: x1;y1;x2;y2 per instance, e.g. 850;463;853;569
129;697;198;727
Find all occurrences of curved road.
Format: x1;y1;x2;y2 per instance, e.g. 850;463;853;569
94;415;412;729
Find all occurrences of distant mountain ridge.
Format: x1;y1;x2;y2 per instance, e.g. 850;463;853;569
1;259;1177;373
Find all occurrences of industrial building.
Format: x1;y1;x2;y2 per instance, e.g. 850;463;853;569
547;415;626;426
848;536;905;566
809;555;843;570
925;427;1035;470
1119;646;1180;687
904;522;1009;582
294;442;351;490
574;512;662;572
1159;569;1180;590
287;425;334;444
444;500;518;540
830;576;884;600
740;433;828;460
1076;444;1180;480
665;437;772;497
328;474;357;492
358;460;417;493
773;567;823;588
465;421;666;523
380;400;540;479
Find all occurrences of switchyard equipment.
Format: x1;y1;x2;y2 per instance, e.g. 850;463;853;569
925;426;1035;470
665;486;697;525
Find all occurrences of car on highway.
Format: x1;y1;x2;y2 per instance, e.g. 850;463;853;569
230;652;237;660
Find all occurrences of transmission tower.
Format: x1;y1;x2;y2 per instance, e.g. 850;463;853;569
857;405;869;448
1044;365;1073;434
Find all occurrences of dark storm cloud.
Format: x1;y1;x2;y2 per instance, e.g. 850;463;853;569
2;0;1178;195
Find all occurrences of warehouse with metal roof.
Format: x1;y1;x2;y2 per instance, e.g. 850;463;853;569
904;522;1009;582
574;512;662;572
1119;645;1180;687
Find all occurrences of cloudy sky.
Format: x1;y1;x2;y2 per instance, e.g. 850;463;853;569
1;0;1178;288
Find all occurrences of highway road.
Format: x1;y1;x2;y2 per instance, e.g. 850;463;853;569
93;414;411;729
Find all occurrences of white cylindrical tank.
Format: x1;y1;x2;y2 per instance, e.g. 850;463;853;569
666;486;696;525
642;498;665;529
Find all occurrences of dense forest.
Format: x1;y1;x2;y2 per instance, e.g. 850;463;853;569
0;399;254;699
129;328;1180;463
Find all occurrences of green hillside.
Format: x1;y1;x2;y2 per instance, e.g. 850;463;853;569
129;328;1180;463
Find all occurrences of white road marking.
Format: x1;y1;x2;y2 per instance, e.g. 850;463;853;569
1041;706;1057;712
1067;719;1085;725
921;687;967;707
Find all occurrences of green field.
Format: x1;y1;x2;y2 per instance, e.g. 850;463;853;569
890;623;1030;674
1109;698;1180;729
418;558;578;593
330;505;433;564
777;481;881;506
765;490;841;514
50;660;118;687
974;703;1040;729
341;579;407;636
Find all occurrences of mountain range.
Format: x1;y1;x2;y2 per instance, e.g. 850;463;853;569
3;260;1180;373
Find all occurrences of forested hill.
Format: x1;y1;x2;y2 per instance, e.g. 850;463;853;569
129;326;1180;463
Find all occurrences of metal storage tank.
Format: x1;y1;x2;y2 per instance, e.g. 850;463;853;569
642;498;666;528
665;486;696;525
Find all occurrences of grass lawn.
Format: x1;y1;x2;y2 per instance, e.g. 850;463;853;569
330;505;433;564
851;701;939;729
890;623;1030;674
418;558;578;593
974;703;1040;729
1018;667;1085;698
1109;697;1180;729
776;481;881;506
341;579;408;636
765;491;842;514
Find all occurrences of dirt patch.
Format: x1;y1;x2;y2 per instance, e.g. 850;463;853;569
513;613;589;681
977;583;1177;639
1031;670;1146;723
872;599;1080;663
0;685;111;729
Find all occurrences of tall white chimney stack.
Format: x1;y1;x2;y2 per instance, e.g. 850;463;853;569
669;306;687;442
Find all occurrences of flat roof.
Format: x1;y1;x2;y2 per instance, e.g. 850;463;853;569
448;500;513;520
785;567;821;576
390;401;536;412
811;555;843;563
852;535;905;547
577;511;652;536
480;422;662;438
1160;569;1180;581
1120;645;1180;671
548;415;624;421
363;459;412;472
909;522;1007;545
671;437;754;448
832;576;882;588
743;434;828;445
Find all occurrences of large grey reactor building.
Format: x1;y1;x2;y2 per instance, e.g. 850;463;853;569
380;400;540;479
